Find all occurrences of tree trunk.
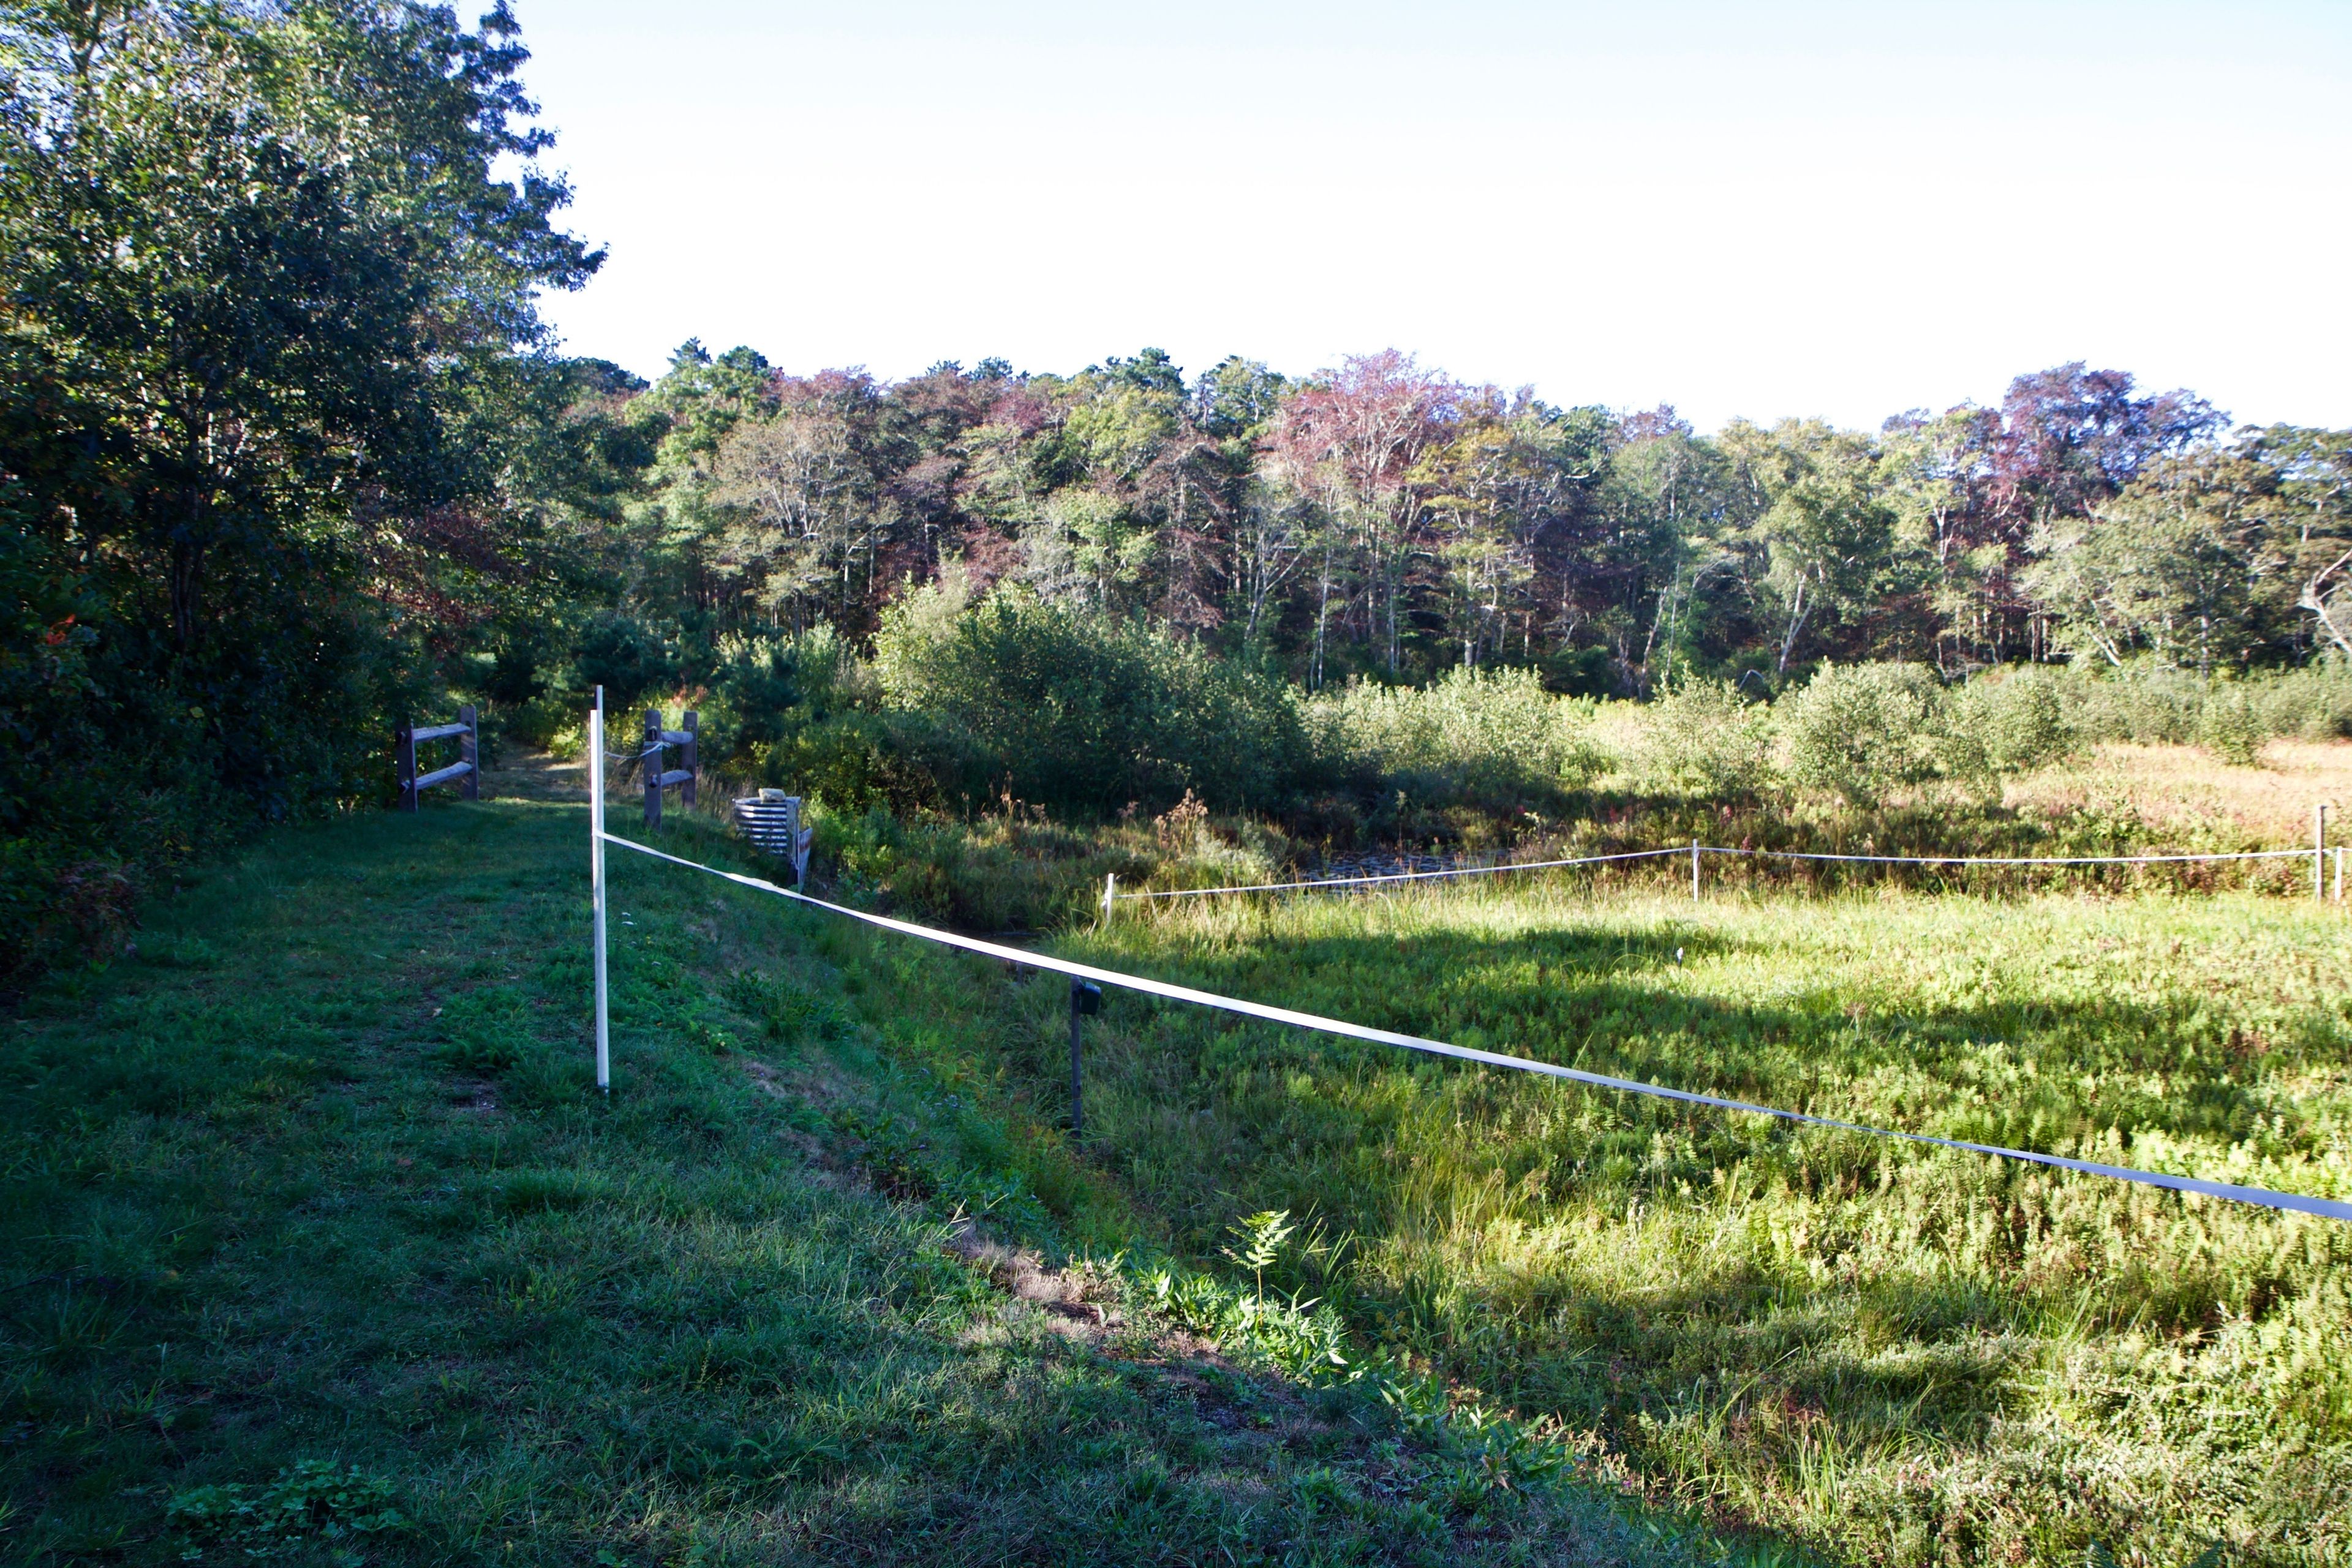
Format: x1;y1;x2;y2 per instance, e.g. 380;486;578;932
168;537;205;653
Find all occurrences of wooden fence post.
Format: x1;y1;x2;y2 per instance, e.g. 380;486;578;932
644;709;663;829
397;720;417;812
459;703;479;801
681;710;698;809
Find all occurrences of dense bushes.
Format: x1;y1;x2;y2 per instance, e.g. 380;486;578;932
1311;667;1603;812
1778;662;2071;807
713;594;2352;839
871;589;1316;816
2053;657;2352;749
0;524;432;986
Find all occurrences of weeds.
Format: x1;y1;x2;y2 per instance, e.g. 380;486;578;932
1044;874;2352;1565
165;1460;408;1561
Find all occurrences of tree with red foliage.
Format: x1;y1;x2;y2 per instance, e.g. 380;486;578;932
1265;351;1464;683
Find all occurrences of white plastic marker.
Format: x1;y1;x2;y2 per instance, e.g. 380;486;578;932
588;688;611;1093
595;831;2352;1224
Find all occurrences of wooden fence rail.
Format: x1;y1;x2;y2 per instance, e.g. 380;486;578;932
396;705;478;810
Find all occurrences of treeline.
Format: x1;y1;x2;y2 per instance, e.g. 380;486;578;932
8;2;2352;984
523;344;2352;720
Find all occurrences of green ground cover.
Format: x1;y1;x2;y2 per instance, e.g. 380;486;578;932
0;793;1764;1567
1045;882;2352;1566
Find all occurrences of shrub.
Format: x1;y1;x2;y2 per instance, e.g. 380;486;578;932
1625;679;1775;799
1779;662;1948;807
2036;657;2352;762
569;611;682;711
2252;656;2352;740
1312;666;1604;812
760;709;981;816
2196;684;2266;765
1942;666;2075;783
875;589;1313;816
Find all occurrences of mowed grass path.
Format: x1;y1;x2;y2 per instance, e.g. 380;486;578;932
0;794;1751;1567
1043;883;2352;1567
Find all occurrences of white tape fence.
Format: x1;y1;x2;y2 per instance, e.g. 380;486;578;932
582;786;2351;1224
1114;838;2343;903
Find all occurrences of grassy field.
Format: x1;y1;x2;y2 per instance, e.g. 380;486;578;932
1046;880;2352;1567
0;775;1772;1567
6;757;2348;1566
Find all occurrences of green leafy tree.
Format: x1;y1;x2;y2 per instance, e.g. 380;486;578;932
0;0;595;974
1720;418;1899;676
2024;450;2290;674
2241;424;2352;659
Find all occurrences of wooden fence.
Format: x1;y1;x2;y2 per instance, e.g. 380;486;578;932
396;706;478;810
641;709;698;827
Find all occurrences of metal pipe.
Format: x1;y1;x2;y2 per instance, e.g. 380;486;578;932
1069;981;1084;1136
1069;977;1102;1136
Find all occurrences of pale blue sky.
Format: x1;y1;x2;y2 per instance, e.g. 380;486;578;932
511;1;2352;431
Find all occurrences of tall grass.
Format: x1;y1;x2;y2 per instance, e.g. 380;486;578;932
1027;881;2352;1566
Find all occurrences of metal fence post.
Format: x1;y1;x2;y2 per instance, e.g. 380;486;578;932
396;720;417;812
644;709;662;829
1691;839;1701;902
1102;872;1116;922
1069;978;1101;1136
2319;804;2330;904
458;703;479;800
590;688;610;1094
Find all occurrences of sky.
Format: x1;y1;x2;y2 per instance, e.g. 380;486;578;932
510;1;2352;433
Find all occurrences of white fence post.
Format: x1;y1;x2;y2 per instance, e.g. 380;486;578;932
1691;839;1701;902
1102;872;1117;921
590;688;610;1094
2319;804;2330;904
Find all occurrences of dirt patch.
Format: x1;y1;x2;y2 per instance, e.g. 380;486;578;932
742;1055;859;1110
944;1219;1121;1340
478;752;588;804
